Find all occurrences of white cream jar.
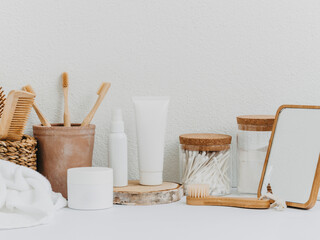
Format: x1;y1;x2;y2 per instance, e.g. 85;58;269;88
67;167;113;210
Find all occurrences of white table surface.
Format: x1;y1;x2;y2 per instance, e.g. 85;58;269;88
1;195;319;240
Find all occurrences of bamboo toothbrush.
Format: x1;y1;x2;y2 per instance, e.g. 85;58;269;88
0;87;5;118
62;72;71;127
187;184;270;209
81;82;111;127
23;85;51;127
0;90;35;141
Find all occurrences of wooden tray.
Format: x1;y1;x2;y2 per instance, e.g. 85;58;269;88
113;180;183;205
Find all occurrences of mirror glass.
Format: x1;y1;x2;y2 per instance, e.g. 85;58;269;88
260;106;320;205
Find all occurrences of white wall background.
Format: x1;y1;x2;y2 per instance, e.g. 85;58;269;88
1;0;320;186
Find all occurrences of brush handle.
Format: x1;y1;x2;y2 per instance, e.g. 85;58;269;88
186;196;270;209
63;88;71;127
81;95;104;127
32;103;51;127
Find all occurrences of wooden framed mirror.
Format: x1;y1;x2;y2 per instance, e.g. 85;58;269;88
258;105;320;209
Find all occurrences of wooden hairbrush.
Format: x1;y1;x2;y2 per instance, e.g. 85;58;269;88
0;90;35;141
187;184;270;209
0;87;5;118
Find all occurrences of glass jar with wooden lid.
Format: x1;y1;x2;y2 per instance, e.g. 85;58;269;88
179;133;232;196
236;115;275;194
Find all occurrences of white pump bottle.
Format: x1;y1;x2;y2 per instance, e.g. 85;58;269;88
109;109;128;187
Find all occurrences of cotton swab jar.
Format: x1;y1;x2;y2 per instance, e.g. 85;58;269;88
236;115;275;194
179;133;232;196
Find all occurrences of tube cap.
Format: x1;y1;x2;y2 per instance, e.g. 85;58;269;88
139;171;163;185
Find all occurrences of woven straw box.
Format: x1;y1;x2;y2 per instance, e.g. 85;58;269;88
0;135;37;170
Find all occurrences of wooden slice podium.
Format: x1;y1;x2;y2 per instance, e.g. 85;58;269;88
113;180;183;205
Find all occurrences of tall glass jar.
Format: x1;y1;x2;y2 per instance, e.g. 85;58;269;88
236;115;275;194
179;133;232;196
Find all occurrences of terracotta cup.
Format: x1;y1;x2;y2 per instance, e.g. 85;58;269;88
33;124;95;198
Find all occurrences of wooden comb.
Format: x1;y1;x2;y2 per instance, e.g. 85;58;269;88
0;87;5;118
0;90;35;141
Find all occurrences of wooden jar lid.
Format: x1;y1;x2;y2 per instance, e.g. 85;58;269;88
237;115;275;131
179;133;232;151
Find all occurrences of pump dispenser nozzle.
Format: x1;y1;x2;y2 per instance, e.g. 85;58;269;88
111;109;124;133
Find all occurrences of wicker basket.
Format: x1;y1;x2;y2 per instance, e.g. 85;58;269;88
0;135;37;170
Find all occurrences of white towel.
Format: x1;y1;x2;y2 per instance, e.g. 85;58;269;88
0;160;67;229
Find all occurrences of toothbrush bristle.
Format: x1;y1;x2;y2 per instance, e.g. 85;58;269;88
23;85;36;95
62;72;69;88
187;184;209;198
96;82;111;95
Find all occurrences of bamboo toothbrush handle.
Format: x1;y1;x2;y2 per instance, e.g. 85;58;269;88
81;96;103;127
64;88;71;127
81;82;110;127
186;196;270;209
22;85;51;127
32;103;51;127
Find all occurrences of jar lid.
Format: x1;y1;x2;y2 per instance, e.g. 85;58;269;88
68;167;113;185
237;115;275;131
236;115;275;126
179;133;232;151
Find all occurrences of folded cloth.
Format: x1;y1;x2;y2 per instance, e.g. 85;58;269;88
0;160;67;229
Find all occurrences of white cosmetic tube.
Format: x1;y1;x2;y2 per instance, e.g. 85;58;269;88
133;96;170;185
